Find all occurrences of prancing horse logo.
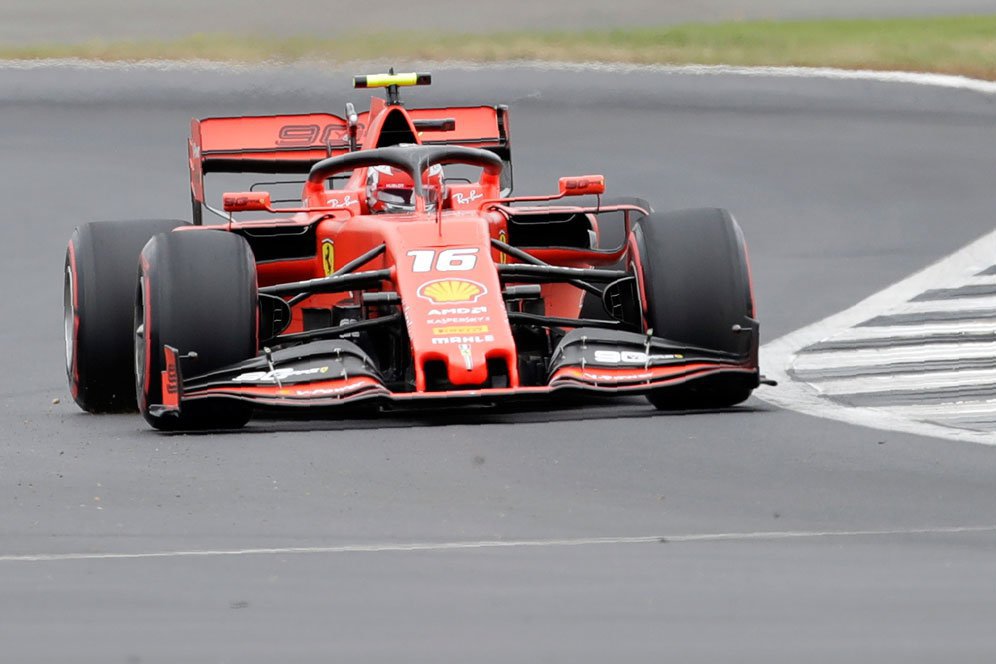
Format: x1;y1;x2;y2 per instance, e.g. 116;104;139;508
321;240;335;276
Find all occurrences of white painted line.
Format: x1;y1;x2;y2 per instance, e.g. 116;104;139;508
2;58;996;96
0;58;277;73
0;525;993;563
816;320;996;342
759;227;996;446
887;296;996;315
814;368;996;396
794;342;996;372
957;275;996;287
885;401;996;421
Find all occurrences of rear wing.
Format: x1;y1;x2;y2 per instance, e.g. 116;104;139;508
188;105;512;219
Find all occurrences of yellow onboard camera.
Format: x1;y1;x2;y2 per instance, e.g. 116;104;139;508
353;71;432;105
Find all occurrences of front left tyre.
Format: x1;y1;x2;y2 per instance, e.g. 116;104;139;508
135;230;258;431
65;219;189;412
630;208;759;409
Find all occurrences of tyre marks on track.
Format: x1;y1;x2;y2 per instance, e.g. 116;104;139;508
761;228;996;445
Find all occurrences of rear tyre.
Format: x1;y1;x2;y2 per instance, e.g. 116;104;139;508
65;219;189;412
136;231;257;431
632;208;758;409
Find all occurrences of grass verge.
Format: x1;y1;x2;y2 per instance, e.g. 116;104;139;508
3;15;996;80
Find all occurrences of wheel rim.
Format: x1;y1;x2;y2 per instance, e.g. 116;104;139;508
134;275;146;395
63;264;74;377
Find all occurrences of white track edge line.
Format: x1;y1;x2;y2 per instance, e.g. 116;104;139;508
2;525;993;563
2;58;996;95
812;368;996;395
794;343;996;372
758;228;996;446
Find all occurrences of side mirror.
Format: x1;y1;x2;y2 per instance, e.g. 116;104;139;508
559;175;605;197
222;192;271;212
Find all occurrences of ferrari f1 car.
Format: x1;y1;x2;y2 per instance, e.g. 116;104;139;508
64;72;768;430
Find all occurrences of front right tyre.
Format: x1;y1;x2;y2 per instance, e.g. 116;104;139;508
136;230;258;431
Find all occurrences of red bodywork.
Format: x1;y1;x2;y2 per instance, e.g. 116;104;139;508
159;85;757;413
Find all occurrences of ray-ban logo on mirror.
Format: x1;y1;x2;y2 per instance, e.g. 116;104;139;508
327;195;356;208
453;190;483;205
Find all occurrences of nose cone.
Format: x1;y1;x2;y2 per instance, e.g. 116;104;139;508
389;218;517;391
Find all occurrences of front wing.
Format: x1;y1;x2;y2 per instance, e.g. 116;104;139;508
152;329;757;416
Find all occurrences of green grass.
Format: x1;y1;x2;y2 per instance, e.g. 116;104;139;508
4;15;996;80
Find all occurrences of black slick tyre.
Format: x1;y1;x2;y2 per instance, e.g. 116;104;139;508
632;208;758;409
136;230;257;431
65;219;189;412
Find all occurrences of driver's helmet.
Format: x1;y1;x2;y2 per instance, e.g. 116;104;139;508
366;164;445;214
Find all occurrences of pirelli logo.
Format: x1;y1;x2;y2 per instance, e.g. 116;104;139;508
432;325;489;336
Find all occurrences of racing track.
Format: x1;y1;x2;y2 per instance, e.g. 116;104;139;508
3;64;996;662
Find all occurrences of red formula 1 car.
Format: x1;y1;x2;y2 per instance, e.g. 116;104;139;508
64;72;766;430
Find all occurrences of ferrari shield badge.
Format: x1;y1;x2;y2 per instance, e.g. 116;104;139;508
321;239;335;276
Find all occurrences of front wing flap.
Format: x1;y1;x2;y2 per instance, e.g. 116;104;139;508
152;329;757;414
546;328;756;390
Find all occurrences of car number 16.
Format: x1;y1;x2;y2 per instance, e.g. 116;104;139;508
408;248;479;272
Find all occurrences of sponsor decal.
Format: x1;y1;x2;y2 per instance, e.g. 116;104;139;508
581;371;654;382
431;335;495;345
427;306;488;316
453;190;483;205
275;123;364;147
165;367;178;395
459;343;474;370
234;366;330;383
497;229;508;264
160;346;181;410
338;315;361;339
321;239;335;277
418;279;487;305
326;195;356;209
592;350;683;365
427;316;490;326
432;325;489;336
293;384;363;397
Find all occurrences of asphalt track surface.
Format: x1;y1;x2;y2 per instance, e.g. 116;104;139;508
4;0;996;43
3;64;996;662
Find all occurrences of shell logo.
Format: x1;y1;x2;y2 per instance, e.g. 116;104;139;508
417;279;487;305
